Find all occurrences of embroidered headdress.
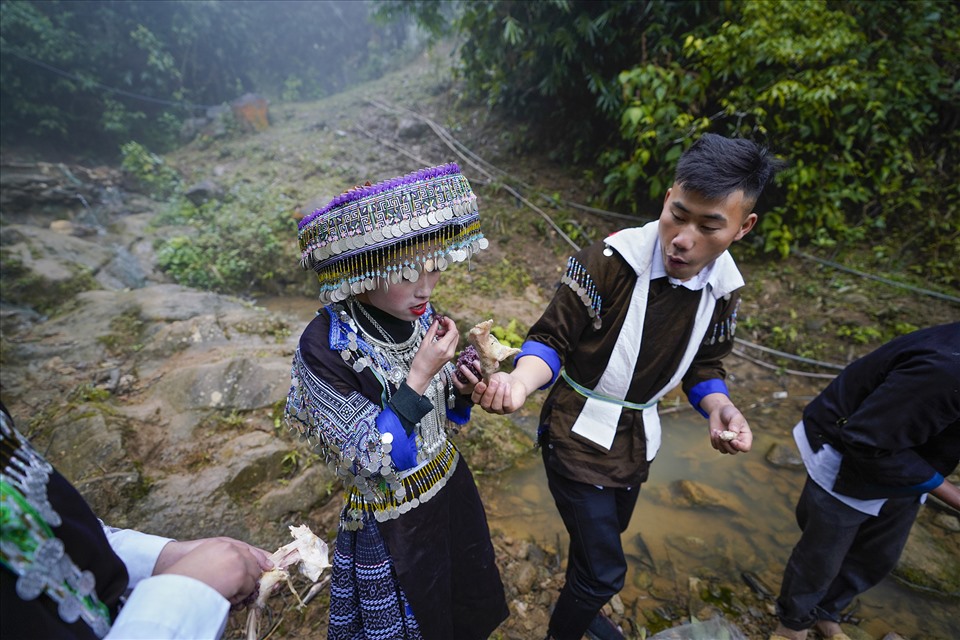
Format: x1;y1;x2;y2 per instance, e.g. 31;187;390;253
298;163;488;303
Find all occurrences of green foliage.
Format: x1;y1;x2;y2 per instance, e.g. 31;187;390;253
389;0;721;161
0;252;99;315
606;0;959;286
836;323;883;345
96;307;146;355
601;62;710;211
120;141;181;199
153;182;298;296
396;0;958;288
490;319;525;349
1;0;422;157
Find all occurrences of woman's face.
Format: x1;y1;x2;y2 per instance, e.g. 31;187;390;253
360;269;442;321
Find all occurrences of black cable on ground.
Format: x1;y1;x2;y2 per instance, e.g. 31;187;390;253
796;251;960;305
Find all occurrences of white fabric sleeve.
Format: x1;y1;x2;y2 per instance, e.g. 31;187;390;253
102;525;173;588
106;574;230;639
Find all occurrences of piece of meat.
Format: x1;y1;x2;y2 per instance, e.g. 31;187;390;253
464;319;521;379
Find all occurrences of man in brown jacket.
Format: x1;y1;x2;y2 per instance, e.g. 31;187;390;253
473;133;784;640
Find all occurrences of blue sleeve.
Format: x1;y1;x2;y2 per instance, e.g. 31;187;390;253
446;404;472;425
516;340;561;389
375;407;418;470
688;378;729;419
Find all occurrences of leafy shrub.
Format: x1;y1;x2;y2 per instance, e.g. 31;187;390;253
120;141;181;199
606;0;959;287
154;182;299;295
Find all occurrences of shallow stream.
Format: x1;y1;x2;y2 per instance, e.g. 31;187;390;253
485;408;960;639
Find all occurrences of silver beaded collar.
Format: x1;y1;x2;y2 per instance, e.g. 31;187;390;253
1;413;112;637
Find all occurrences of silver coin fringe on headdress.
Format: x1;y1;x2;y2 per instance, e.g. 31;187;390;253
298;163;489;303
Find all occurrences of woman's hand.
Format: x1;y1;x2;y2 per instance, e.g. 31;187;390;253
407;314;459;394
451;358;480;396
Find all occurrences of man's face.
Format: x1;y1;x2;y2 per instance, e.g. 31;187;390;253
657;183;757;281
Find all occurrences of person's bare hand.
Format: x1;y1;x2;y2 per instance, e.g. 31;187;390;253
451;359;480;396
472;372;529;414
156;538;272;605
407;315;460;393
708;404;752;454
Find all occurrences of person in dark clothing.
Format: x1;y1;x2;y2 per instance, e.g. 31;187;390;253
284;163;508;640
1;404;272;640
770;322;960;640
472;133;785;640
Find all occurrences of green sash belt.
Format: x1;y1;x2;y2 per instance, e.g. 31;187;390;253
560;369;658;411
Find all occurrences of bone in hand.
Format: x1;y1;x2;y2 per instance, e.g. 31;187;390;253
256;524;330;607
466;319;521;378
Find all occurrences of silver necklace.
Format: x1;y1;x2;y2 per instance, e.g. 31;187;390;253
351;299;417;346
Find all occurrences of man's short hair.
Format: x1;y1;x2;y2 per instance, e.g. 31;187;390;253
675;133;785;203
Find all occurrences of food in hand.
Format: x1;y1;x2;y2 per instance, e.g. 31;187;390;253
247;524;330;640
462;319;521;380
256;524;329;607
719;430;738;441
455;345;483;383
434;313;448;338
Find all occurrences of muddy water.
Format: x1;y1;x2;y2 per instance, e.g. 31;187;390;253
484;407;960;639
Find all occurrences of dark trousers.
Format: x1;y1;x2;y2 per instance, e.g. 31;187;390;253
543;446;640;640
776;476;920;631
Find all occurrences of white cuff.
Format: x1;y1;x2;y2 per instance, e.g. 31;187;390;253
107;574;229;639
103;527;173;587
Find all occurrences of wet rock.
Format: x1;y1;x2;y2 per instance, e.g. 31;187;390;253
932;513;960;532
665;535;711;559
220;432;289;498
608;593;624;616
158;356;290;410
398;118;430;140
41;405;128;484
129;467;247;540
258;464;337;520
512;560;538;595
666;479;747;515
765;442;804;469
127;431;288;541
647;615;749;639
0;302;42;336
0;223;109;310
74;471;146;528
893;521;960;595
50;219;99;237
180;116;210;142
0;161;104;212
184;179;223;205
96;245;149;290
132;284;247;322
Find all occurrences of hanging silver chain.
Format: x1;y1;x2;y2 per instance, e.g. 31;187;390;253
350;299;417;346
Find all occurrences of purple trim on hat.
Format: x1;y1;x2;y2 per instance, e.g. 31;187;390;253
299;163;462;231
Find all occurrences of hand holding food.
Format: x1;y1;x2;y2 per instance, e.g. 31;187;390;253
456;319;521;381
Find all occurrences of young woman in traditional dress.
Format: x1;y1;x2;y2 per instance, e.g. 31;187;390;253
284;164;508;640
